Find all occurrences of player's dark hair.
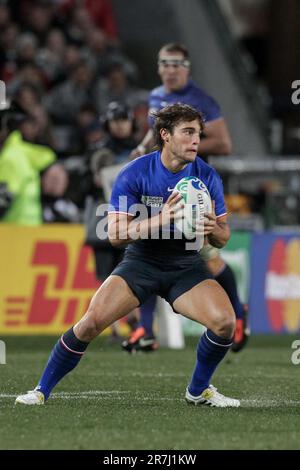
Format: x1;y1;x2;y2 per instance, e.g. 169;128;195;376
152;103;205;150
158;43;190;60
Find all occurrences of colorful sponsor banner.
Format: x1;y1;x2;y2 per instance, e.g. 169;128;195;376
8;224;296;336
181;231;251;335
249;233;300;333
0;224;100;334
220;231;251;304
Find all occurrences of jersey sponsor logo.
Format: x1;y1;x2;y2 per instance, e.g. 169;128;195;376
167;187;174;192
141;195;164;207
265;238;300;332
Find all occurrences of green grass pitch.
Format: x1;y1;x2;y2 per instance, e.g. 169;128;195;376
0;335;300;450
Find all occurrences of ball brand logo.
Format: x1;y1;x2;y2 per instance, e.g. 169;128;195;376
265;238;300;332
175;177;209;203
190;177;209;194
175;178;189;201
173;177;210;245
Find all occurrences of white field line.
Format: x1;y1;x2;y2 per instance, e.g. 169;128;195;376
0;391;181;402
1;391;300;407
88;372;187;377
0;391;129;398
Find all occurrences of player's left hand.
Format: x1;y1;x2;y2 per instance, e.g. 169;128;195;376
195;201;217;236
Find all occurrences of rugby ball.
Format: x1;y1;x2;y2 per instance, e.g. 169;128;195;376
173;176;212;239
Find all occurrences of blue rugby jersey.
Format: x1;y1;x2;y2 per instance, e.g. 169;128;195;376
109;151;226;268
148;79;222;127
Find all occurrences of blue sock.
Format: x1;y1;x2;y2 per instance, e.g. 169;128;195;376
215;264;244;319
36;327;89;400
188;330;232;396
139;295;156;336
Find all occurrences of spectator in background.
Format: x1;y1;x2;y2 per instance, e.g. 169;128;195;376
63;43;83;74
64;5;95;45
16;33;39;65
74;103;99;153
100;101;139;164
60;101;136;217
44;59;97;154
44;59;94;124
0;2;10;28
84;0;118;41
82;27;138;80
95;63;148;116
0;102;67;225
0;0;147;202
0;0;143;157
59;0;118;42
77;103;99;132
83;120;105;150
7;61;46;97
21;1;56;44
16;83;41;112
43;107;105;220
0;22;20;82
37;28;67;85
15;83;53;146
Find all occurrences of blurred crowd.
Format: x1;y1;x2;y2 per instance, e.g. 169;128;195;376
0;0;149;224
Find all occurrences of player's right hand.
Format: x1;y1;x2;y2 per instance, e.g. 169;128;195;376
159;191;184;226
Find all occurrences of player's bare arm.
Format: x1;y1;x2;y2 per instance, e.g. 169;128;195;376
206;213;230;248
195;200;230;248
108;191;183;247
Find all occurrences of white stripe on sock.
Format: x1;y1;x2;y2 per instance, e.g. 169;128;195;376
60;337;85;355
205;331;232;348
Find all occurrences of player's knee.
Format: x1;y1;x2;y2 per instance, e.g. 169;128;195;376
74;315;99;341
75;305;106;341
211;310;235;339
85;305;107;335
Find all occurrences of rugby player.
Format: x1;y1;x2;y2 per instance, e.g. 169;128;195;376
16;104;240;407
